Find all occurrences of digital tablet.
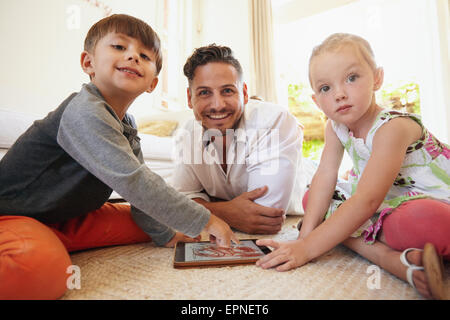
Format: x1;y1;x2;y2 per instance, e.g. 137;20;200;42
173;239;271;269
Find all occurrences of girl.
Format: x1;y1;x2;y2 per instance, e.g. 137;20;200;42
256;33;450;300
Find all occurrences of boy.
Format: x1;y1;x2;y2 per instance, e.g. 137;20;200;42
0;14;236;300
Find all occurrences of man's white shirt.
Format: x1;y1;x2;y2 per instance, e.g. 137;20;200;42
170;99;313;215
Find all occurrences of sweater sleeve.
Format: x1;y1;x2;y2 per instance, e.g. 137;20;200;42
130;205;175;246
56;87;210;243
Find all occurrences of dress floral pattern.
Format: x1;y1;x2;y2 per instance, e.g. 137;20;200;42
326;110;450;244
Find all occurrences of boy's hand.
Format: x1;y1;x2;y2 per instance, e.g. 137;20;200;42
164;232;201;248
203;214;239;247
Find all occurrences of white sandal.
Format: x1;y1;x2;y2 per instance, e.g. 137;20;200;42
400;247;424;290
400;243;446;300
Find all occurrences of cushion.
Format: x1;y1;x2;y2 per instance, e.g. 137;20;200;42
0;148;7;160
136;109;194;135
139;133;175;161
138;120;178;137
0;109;39;148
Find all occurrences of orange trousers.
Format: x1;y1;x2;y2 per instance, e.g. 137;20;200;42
0;203;151;300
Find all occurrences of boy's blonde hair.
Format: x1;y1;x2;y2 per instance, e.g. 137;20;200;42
309;33;377;84
84;14;163;75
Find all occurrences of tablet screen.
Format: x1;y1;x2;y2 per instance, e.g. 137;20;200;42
184;240;266;262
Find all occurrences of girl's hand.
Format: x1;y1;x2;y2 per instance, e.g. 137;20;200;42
164;232;201;248
255;239;310;271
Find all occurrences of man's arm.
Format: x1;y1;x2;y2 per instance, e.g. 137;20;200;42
213;104;304;234
192;186;284;234
245;106;303;212
171;155;284;234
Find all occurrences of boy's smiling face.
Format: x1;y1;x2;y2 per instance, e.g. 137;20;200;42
81;32;159;103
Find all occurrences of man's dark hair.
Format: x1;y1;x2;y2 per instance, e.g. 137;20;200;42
183;44;243;85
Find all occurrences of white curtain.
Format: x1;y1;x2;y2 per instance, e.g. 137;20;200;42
248;0;278;103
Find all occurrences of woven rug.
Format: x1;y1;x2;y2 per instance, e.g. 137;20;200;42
61;216;448;300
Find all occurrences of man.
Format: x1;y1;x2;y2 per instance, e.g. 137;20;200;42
171;44;309;234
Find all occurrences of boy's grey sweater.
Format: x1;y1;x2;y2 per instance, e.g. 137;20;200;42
0;83;211;245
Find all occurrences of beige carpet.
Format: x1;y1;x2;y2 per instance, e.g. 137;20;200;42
61;216;448;300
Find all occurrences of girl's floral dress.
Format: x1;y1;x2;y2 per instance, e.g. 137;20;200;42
327;110;450;244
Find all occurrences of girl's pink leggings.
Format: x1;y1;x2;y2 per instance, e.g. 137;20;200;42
302;193;450;260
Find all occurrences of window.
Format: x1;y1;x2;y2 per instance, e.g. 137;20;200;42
157;0;194;111
123;0;194;118
272;0;449;169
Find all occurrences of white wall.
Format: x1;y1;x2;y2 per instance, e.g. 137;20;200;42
0;0;253;120
191;0;251;85
0;0;99;116
273;0;356;24
0;0;165;118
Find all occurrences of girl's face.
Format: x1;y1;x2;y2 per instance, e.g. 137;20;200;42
310;45;383;129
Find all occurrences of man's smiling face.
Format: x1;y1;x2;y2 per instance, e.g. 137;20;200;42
187;62;248;134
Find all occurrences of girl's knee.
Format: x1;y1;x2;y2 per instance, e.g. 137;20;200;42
0;216;72;300
384;199;450;230
382;199;450;259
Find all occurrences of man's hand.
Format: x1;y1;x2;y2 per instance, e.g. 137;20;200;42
226;186;285;234
195;186;285;234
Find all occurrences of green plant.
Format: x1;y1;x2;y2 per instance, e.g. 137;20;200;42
288;83;326;142
377;81;421;114
287;83;317;114
302;139;324;160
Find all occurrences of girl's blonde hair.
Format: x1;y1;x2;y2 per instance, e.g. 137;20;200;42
309;33;377;84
